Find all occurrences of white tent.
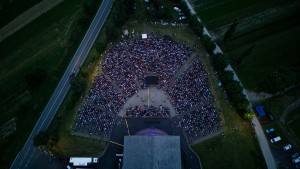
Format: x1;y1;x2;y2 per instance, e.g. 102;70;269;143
142;34;147;39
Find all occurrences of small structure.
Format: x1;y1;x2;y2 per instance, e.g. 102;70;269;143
142;34;147;39
256;105;266;117
69;157;98;167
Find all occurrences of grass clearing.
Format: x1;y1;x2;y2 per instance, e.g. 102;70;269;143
286;106;300;141
0;0;43;28
225;23;300;90
260;87;300;117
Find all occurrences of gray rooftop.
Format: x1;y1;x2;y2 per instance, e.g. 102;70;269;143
122;136;181;169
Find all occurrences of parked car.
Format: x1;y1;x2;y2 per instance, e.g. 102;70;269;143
283;144;292;151
266;128;275;133
179;16;186;20
291;152;299;159
270;136;281;143
293;157;300;164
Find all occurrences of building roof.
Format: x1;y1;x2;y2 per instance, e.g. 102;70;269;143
122;136;181;169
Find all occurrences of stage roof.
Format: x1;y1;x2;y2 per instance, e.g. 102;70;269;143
122;136;181;169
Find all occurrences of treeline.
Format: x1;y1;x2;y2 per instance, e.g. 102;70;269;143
212;54;254;120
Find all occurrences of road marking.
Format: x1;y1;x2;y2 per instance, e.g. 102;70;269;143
110;141;124;147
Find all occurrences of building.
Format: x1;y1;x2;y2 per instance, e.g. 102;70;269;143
122;136;182;169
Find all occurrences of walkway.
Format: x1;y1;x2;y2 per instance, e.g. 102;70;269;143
184;0;277;168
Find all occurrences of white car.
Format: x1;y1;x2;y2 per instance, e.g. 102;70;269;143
283;144;292;151
293;157;300;164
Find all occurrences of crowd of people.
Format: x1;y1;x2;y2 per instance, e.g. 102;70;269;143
168;60;212;115
125;105;170;118
173;106;220;144
86;74;125;113
73;36;220;141
102;36;193;97
74;103;116;139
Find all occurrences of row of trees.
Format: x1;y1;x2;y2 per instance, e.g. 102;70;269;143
212;54;254;120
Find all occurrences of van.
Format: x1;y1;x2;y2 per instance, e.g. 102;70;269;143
270;136;281;143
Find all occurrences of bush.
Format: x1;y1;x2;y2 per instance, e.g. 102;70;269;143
243;110;255;120
212;53;229;71
220;71;234;83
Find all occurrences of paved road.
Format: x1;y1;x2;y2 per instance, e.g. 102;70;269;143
9;0;112;168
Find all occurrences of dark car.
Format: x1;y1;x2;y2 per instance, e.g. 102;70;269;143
295;164;300;169
292;152;299;159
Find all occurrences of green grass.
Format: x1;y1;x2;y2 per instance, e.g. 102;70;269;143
224;22;300;90
0;0;102;168
287;106;300;140
0;0;43;28
196;0;270;22
260;87;300;117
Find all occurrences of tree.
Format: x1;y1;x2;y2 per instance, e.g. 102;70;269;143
202;35;216;53
70;74;86;96
212;53;229;71
225;80;243;96
33;131;58;147
223;18;238;42
243;110;255;120
220;71;234;83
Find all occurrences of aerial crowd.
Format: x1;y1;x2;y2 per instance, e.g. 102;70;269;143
73;36;219;141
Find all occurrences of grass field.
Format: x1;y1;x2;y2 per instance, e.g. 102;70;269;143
0;0;102;168
0;0;43;28
287;106;300;141
260;87;300;117
225;23;300;90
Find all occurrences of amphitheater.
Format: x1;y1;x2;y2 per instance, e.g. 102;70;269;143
72;35;220;144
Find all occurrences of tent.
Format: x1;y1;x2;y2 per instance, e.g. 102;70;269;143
142;34;147;39
255;105;266;117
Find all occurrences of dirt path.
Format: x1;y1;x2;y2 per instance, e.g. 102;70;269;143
0;0;65;42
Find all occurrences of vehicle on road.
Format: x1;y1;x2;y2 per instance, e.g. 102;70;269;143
265;128;275;133
293;157;300;164
295;164;300;169
283;144;292;151
270;136;281;143
179;16;186;20
291;152;299;159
